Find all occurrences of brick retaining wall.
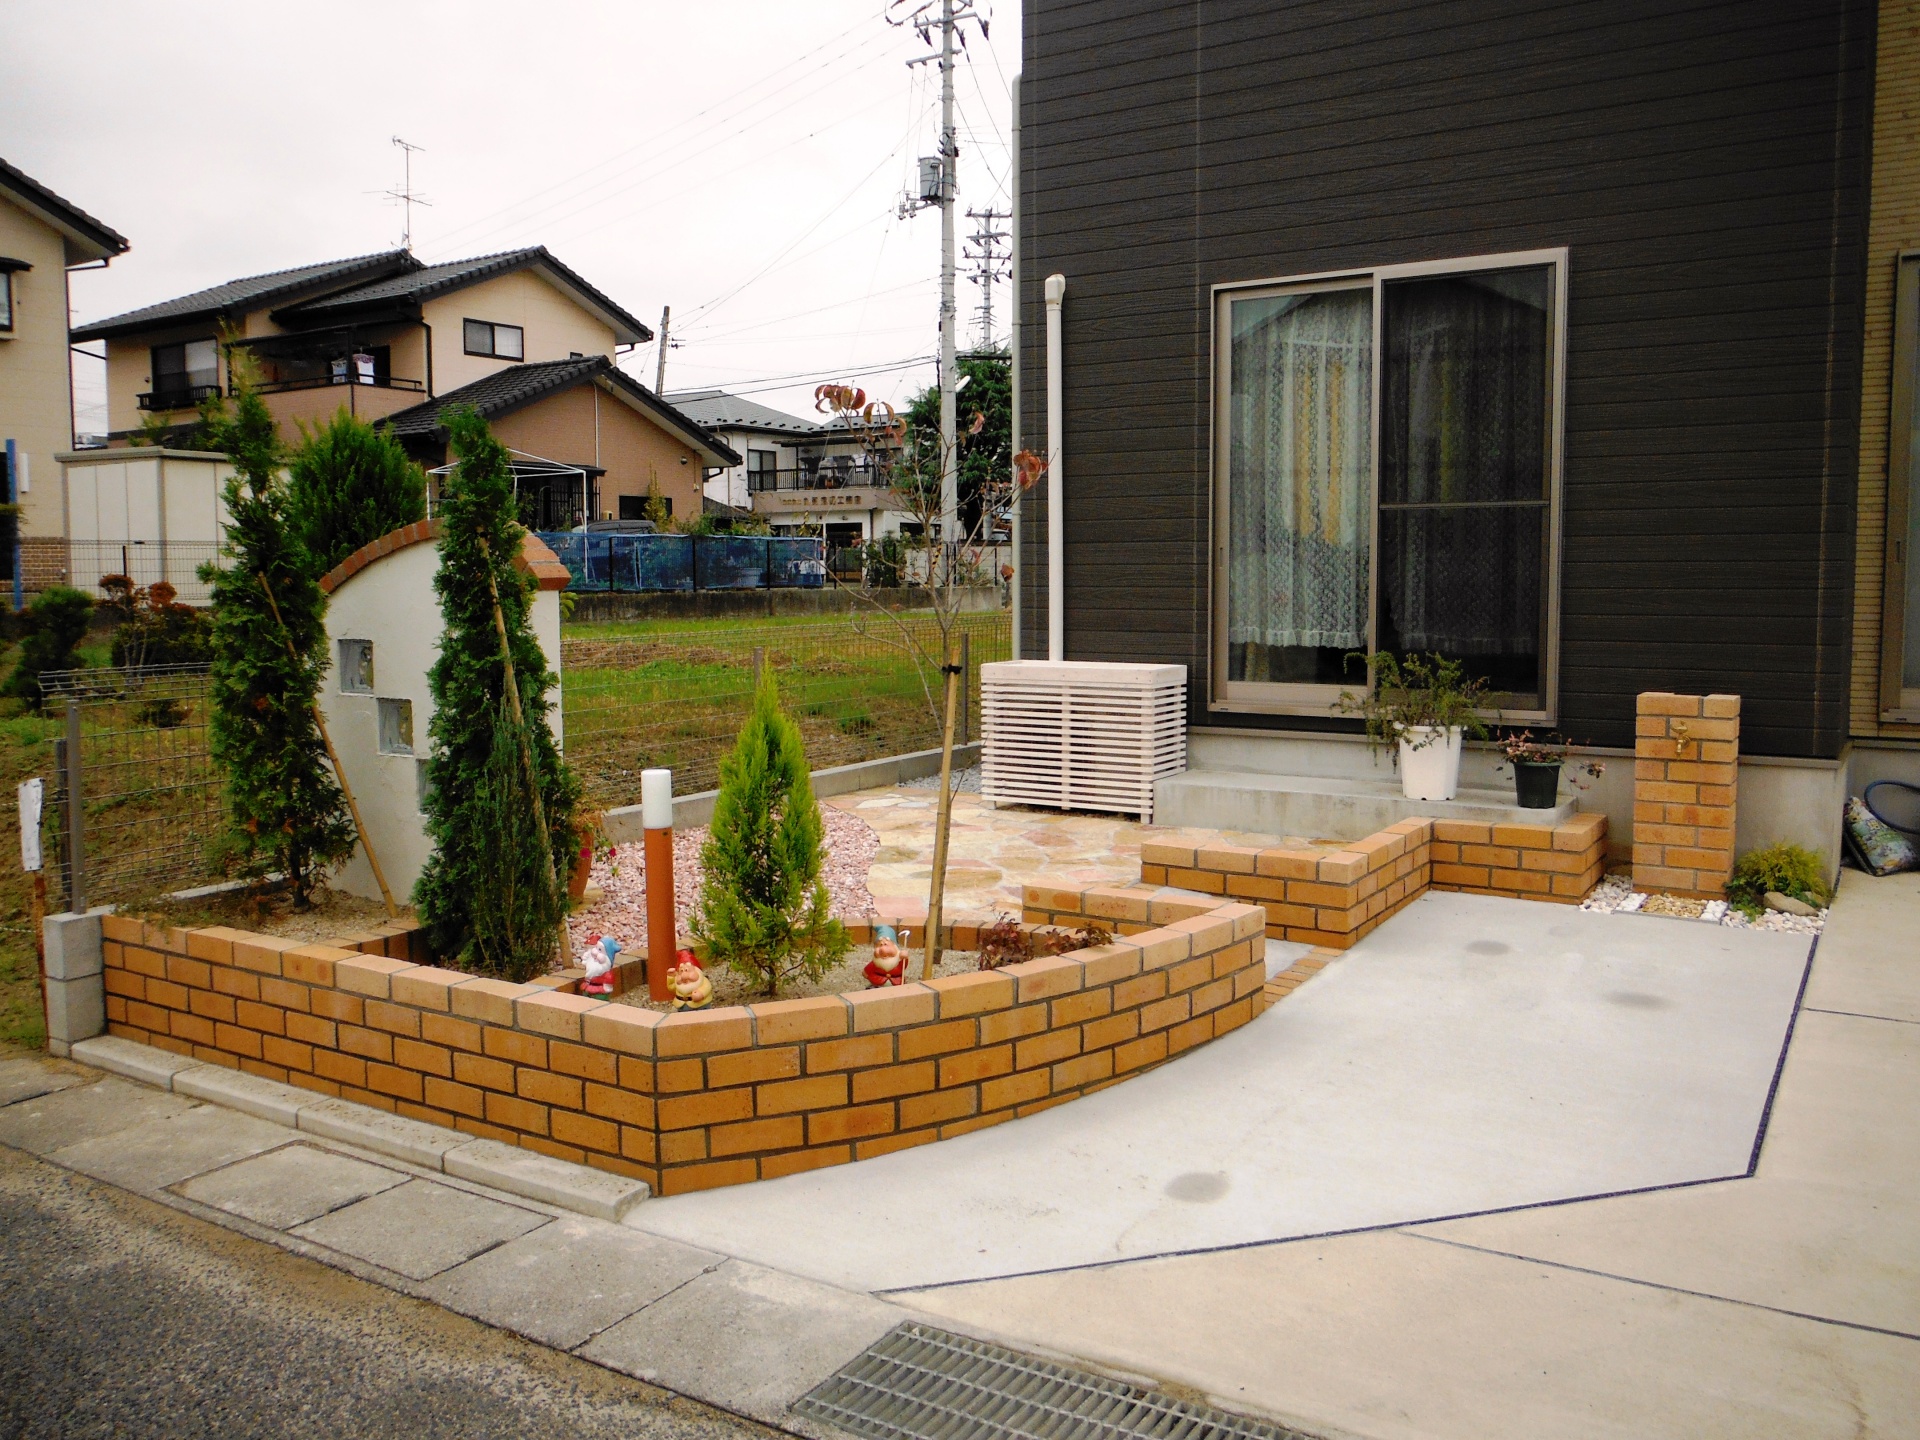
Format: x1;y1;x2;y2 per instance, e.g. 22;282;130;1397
1085;811;1607;950
98;896;1267;1196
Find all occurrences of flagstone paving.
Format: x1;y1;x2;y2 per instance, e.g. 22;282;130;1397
824;780;1346;918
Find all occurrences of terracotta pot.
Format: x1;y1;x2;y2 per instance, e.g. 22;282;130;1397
568;844;593;900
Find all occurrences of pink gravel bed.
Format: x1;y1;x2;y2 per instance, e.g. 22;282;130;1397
565;805;880;959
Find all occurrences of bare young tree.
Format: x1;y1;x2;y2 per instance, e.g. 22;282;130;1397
813;383;1046;976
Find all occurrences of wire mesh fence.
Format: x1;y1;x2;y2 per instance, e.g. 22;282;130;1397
36;665;226;912
561;611;1012;808
56;541;225;605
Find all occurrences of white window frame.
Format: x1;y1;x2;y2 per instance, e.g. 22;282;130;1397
1208;247;1569;726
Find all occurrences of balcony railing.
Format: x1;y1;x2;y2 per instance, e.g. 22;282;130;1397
136;383;221;412
747;463;892;494
253;373;426;396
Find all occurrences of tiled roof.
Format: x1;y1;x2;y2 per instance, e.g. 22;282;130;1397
666;389;820;436
282;245;652;344
380;356;741;467
0;156;128;264
71;250;416;341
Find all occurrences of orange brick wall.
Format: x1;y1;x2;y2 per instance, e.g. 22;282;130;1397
1429;813;1608;901
1137;819;1433;949
98;897;1268;1197
1632;692;1740;897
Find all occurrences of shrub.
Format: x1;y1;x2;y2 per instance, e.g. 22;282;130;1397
285;410;428;577
200;385;355;908
2;586;93;710
106;579;212;668
414;409;578;978
1727;843;1830;917
692;668;847;997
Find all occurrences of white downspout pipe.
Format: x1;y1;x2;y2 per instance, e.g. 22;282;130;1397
1044;272;1066;661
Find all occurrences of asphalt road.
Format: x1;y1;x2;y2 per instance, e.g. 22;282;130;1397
0;1143;777;1440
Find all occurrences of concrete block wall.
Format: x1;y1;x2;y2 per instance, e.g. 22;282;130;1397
1633;692;1741;897
96;897;1267;1197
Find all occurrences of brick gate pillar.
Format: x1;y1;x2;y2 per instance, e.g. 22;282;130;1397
1632;692;1740;897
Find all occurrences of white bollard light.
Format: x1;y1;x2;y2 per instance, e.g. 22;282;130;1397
642;768;673;831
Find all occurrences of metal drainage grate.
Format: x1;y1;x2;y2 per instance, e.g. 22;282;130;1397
793;1322;1317;1440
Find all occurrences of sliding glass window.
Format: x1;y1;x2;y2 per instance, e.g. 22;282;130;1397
1213;251;1564;720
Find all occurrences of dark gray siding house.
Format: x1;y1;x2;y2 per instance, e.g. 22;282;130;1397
1014;0;1873;762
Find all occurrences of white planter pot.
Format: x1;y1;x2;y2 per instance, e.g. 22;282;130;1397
1398;726;1464;802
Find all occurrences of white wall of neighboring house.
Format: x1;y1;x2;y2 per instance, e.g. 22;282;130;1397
0;196;78;538
422;268;619;394
319;532;562;906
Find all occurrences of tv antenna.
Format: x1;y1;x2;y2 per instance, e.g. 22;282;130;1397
386;137;430;251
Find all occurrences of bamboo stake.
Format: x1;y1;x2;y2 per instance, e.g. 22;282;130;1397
257;573;397;917
921;635;963;979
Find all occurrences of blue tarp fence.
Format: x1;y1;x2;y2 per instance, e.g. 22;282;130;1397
536;533;827;593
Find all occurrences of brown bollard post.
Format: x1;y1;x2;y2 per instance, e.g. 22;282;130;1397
642;768;676;1001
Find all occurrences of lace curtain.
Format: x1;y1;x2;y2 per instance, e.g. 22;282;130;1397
1226;289;1373;661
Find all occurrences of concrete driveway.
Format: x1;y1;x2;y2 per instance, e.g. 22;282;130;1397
630;891;1811;1293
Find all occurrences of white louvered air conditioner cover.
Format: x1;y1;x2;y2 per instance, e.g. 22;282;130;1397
980;660;1187;821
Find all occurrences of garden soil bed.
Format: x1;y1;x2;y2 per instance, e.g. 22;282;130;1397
611;943;989;1012
134;888;415;946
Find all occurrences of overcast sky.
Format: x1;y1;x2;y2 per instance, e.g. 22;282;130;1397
3;0;1018;434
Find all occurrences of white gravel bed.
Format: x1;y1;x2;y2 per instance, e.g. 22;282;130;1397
565;805;880;958
899;764;981;794
1578;871;1827;934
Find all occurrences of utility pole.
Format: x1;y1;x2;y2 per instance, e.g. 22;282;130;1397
387;137;429;251
655;305;671;393
892;0;986;545
964;207;1011;352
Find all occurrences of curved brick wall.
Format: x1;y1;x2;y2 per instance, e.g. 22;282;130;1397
99;896;1268;1196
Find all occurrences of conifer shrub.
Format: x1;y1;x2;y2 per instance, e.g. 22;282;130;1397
285;410;428;576
415;409;578;979
200;385;355;908
693;668;847;996
1727;843;1830;917
2;586;94;711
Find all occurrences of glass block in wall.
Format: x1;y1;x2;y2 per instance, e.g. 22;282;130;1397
377;697;414;755
339;639;374;693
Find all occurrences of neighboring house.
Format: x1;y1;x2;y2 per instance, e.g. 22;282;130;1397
1016;0;1920;858
70;245;652;443
382;356;738;529
668;388;912;550
0;157;128;567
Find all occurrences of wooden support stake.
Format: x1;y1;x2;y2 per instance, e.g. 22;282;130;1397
921;636;963;978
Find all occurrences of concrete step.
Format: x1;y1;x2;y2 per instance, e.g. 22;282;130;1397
1153;767;1576;840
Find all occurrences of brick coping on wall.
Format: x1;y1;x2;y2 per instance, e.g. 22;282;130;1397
1097;810;1607;950
98;895;1267;1197
317;519;571;595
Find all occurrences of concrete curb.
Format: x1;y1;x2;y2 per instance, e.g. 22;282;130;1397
69;1036;650;1223
605;742;982;835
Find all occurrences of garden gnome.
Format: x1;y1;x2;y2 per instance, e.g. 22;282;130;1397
864;925;910;987
670;956;713;1010
579;933;619;996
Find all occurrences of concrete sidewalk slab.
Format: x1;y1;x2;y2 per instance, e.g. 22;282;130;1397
1803;870;1920;1024
48;1102;294;1193
898;1230;1920;1440
175;1143;409;1230
0;1076;197;1155
444;1139;649;1222
578;1259;905;1427
291;1177;549;1280
631;893;1810;1291
0;1056;84;1108
422;1216;722;1350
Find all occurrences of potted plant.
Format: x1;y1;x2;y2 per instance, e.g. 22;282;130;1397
1494;731;1605;809
1338;652;1490;802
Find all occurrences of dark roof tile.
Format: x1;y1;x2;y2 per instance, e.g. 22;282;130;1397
0;156;128;263
72;250;416;341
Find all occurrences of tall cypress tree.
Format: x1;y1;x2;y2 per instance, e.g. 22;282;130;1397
284;410;428;577
693;668;847;997
415;408;578;977
201;385;355;907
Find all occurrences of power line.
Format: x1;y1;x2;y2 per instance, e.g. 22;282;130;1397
963;206;1010;349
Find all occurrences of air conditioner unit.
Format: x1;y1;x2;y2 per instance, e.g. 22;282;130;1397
981;661;1187;822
